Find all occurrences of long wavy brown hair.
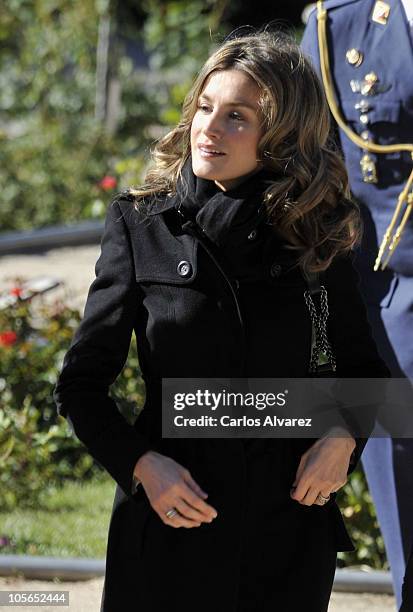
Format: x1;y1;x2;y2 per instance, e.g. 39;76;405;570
127;29;361;273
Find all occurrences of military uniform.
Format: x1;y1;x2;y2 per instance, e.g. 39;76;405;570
302;1;413;607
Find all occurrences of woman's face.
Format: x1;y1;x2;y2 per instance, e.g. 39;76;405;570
190;69;263;191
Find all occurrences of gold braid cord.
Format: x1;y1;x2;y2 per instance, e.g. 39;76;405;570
316;0;413;270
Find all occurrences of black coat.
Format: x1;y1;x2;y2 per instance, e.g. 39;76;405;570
54;164;390;612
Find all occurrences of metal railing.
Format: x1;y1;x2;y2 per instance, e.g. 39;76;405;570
0;222;103;255
0;555;394;592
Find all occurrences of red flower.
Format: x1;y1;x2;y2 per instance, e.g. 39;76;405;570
0;331;17;347
10;287;23;297
99;175;117;191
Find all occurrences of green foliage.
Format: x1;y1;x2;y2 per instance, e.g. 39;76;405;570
141;1;229;127
0;1;155;231
337;467;387;570
0;0;228;232
0;291;92;510
143;0;226;71
0;285;144;511
0;476;114;558
1;1;107;229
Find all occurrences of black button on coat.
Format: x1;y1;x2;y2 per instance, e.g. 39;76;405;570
54;160;390;612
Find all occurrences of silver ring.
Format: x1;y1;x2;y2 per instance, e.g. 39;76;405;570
316;493;330;505
165;508;178;519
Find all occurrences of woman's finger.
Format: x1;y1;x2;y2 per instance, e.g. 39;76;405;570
180;482;218;521
290;477;311;503
312;489;332;506
299;487;322;506
182;470;209;498
163;511;201;529
292;454;307;488
173;498;213;523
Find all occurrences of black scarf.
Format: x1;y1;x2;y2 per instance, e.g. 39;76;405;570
175;156;282;282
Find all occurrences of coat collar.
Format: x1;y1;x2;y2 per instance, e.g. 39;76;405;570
144;157;279;220
145;193;178;216
121;160;303;285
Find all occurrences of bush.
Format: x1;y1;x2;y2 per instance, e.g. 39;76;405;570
337;468;387;569
0;1;218;233
0;282;144;511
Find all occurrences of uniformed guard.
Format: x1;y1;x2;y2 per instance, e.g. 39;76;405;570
302;1;413;608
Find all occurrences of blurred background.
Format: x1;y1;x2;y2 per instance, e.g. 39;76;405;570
0;0;311;233
0;0;390;602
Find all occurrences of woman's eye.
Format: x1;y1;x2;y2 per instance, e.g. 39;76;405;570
196;104;244;122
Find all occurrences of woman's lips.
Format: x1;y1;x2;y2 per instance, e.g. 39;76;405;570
198;145;226;158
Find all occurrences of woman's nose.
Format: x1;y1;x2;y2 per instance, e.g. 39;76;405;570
203;114;224;139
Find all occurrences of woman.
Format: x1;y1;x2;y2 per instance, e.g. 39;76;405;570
54;30;389;611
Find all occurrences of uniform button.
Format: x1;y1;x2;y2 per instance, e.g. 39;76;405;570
177;260;192;277
346;48;363;67
355;100;370;113
270;263;282;278
247;229;258;241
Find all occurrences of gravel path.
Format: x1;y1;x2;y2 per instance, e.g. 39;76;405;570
0;245;398;611
0;576;397;611
0;245;101;311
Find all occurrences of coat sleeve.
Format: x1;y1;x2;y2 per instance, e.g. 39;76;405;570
324;253;391;471
53;199;153;497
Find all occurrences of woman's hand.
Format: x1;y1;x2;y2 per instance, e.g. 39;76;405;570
133;451;218;528
290;428;356;506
